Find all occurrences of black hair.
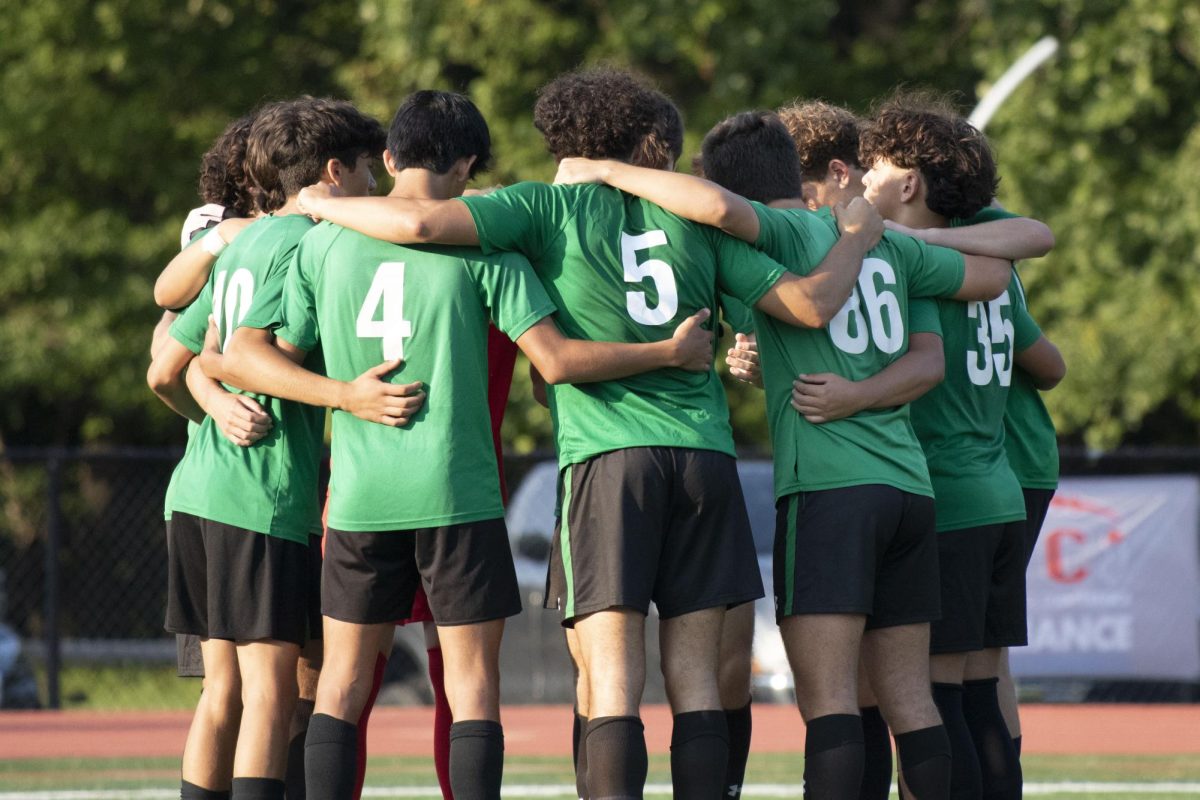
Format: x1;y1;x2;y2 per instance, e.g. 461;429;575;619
387;90;492;178
699;112;803;204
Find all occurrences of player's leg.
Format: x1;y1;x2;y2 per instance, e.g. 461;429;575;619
232;639;301;798
659;606;726;800
718;602;755;800
566;626;591;800
856;665;893;800
182;638;242;798
286;531;325;800
423;619;454;800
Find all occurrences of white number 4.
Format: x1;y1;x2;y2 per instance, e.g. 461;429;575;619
357;262;412;360
621;231;678;326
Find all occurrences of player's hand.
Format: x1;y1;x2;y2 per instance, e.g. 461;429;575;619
727;332;763;388
553;158;611;186
209;391;273;447
341;359;427;427
834;197;884;248
669;308;715;372
791;372;866;424
297;181;342;220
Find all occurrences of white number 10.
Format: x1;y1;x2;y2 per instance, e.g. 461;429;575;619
356;261;412;360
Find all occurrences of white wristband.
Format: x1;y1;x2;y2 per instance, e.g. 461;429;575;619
201;229;228;258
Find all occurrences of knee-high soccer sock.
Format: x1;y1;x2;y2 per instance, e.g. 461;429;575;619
448;720;504;800
724;702;753;798
858;706;891;800
585;716;648;800
931;683;981;800
803;714;864;800
670;710;729;800
895;725;951;800
574;712;590;800
352;653;387;800
963;678;1022;800
231;778;285;800
305;713;357;800
429;647;454;800
181;781;230;800
285;698;314;799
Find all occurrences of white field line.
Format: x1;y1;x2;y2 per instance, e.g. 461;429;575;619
5;783;1200;799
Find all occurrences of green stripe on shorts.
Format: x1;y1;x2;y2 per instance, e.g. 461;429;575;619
560;465;576;619
785;494;798;617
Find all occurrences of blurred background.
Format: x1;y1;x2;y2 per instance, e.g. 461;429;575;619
1;0;1198;710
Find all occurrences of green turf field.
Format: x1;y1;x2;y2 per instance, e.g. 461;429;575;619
1;753;1199;798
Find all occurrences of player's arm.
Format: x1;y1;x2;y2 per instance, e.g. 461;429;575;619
183;359;273;446
154;218;254;309
516;309;714;385
791;333;945;424
150;311;178;358
297;182;479;245
1015;335;1066;390
554;158;761;242
886;216;1054;261
753;198;883;328
201;323;426;426
146;338;205;424
529;364;549;408
954;254;1014;301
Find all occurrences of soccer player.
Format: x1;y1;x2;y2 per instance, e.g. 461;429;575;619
857;92;1065;800
296;69;881;800
147;96;389;800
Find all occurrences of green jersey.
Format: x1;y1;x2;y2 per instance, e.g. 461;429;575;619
276;222;556;531
1003;269;1058;488
460;182;787;466
909;267;1041;531
166;214;323;543
749;204;967;499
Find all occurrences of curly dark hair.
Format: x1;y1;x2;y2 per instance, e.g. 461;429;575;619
631;91;684;170
247;97;386;213
776;100;862;181
858;90;998;220
533;67;660;161
197;112;257;217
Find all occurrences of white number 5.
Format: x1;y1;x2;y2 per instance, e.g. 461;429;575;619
356;262;412;360
621;230;678;326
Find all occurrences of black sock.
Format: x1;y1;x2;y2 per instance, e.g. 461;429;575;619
230;778;284;800
181;781;230;800
858;706;891;800
670;710;729;800
303;713;357;800
285;698;314;799
575;712;590;800
931;683;981;800
585;716;647;800
896;725;951;800
803;713;864;800
963;678;1022;800
449;719;505;800
725;701;753;798
1013;735;1022;757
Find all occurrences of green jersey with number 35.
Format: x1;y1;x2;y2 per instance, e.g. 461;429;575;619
460;182;788;467
166;213;324;543
276;222;556;531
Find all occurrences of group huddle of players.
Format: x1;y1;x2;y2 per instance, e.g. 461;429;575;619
147;66;1065;800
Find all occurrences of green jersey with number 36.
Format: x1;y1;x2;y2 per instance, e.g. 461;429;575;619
275;222;557;531
166;213;324;543
460;182;788;467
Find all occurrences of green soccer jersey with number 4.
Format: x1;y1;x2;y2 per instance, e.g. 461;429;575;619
460;182;788;467
748;204;967;500
165;213;324;543
275;222;556;531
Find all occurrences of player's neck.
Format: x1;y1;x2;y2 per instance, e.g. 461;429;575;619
390;169;462;202
892;204;947;230
273;197;303;216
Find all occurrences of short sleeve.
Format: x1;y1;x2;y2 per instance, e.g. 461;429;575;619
713;232;788;307
909;299;943;337
459;182;577;261
473;252;558;342
169;283;213;354
720;294;755;334
276;246;320;352
897;234;966;299
240;240;301;331
1012;302;1042;352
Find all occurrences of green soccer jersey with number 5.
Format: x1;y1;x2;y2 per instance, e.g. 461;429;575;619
165;213;324;544
747;203;968;501
274;222;557;531
460;182;788;467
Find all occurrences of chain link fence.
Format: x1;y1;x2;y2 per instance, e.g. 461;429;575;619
1;446;1197;710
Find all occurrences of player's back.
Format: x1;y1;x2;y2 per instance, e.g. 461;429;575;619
280;222;554;531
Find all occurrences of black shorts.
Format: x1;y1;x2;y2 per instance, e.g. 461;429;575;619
546;447;763;625
929;521;1028;654
774;485;940;629
1020;488;1056;569
322;518;522;626
165;513;317;647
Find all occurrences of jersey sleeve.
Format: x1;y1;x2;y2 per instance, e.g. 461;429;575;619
474;252;558;342
909;298;943;337
239;239;302;331
459;182;574;261
276;245;320;352
169;283;213;354
1012;300;1042;352
720;294;755;334
896;234;967;299
713;231;788;307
